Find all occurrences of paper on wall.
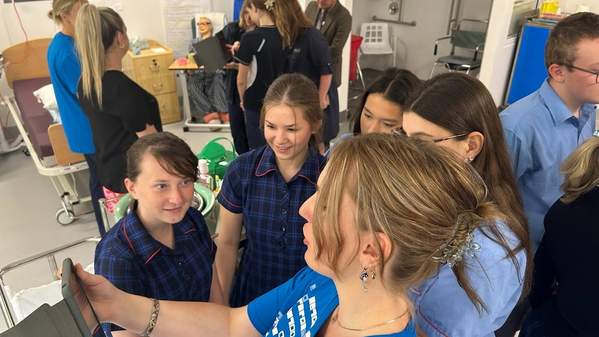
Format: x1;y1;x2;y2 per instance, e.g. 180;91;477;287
161;0;213;57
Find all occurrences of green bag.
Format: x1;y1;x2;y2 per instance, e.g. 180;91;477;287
196;137;237;178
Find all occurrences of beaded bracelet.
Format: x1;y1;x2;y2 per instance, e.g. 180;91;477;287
140;299;160;337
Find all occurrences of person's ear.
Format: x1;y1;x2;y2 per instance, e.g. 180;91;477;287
548;63;567;83
115;31;127;49
124;178;138;199
359;232;392;269
464;131;484;163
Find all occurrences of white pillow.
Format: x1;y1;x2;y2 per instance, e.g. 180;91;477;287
33;84;61;124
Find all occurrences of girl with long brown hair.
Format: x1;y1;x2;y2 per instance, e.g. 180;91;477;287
402;72;531;337
215;73;325;307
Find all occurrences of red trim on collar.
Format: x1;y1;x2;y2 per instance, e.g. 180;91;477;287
255;149;276;177
144;248;161;265
184;228;197;235
122;223;136;254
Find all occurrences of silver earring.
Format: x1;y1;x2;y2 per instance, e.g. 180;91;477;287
360;267;369;292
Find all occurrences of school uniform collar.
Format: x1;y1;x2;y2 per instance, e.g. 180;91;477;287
540;79;596;126
255;145;324;185
120;208;198;264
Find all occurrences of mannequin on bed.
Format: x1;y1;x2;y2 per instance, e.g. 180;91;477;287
187;16;229;125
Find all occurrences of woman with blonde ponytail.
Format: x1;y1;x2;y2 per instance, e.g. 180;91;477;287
75;4;161;202
47;0;107;236
522;135;599;337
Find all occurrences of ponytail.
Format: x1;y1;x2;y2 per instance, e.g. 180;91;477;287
74;4;124;109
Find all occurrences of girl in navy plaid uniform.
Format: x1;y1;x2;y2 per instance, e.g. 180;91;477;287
95;132;223;335
215;73;326;307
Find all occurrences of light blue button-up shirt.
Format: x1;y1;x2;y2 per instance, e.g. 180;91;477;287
500;79;596;250
410;221;526;337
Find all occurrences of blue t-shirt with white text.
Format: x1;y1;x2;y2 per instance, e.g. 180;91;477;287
248;267;416;337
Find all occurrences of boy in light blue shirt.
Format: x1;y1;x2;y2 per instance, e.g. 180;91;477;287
501;12;598;250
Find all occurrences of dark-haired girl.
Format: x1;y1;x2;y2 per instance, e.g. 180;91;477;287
94;132;222;335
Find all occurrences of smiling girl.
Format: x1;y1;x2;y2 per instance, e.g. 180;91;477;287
94;132;221;336
215;73;325;307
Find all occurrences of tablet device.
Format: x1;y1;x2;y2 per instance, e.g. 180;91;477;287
61;258;105;337
192;36;228;72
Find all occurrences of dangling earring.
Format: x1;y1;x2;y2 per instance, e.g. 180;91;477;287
360;267;369;292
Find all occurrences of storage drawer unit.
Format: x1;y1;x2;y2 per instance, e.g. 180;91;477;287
122;40;181;124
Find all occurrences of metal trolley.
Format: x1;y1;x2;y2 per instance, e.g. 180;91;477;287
0;237;99;330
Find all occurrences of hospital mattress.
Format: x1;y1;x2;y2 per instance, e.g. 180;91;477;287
12;78;53;158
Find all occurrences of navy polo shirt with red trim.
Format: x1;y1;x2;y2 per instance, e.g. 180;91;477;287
94;207;216;332
217;145;325;307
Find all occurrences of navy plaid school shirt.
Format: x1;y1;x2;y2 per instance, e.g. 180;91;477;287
94;207;216;333
218;145;325;307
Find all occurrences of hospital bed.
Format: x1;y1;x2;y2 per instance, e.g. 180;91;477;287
1;38;92;225
0;54;24;155
0;237;99;330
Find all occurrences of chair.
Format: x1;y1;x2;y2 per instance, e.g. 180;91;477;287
430;18;488;78
358;22;395;85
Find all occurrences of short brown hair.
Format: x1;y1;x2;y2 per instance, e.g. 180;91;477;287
545;12;599;68
126;132;198;182
261;73;323;146
315;133;517;311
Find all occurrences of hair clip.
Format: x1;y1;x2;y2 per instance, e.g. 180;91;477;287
433;231;480;268
265;0;275;11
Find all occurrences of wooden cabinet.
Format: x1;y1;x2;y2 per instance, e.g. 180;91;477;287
122;40;181;124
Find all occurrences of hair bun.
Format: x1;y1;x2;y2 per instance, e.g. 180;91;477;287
432;211;481;267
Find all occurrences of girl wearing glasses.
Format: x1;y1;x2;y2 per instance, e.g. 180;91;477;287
401;72;531;337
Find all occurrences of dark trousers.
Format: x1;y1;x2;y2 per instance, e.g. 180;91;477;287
228;102;250;154
244;107;265;150
323;86;340;144
84;154;106;237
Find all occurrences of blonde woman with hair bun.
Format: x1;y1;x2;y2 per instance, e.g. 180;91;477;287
522;135;599;337
47;0;108;236
74;4;161;202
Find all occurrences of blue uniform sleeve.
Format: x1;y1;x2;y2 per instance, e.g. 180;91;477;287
247;267;312;334
415;224;526;337
59;48;82;95
217;157;244;213
502;128;533;181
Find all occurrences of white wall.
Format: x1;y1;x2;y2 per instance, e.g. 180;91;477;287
350;0;492;79
560;0;599;12
0;0;234;51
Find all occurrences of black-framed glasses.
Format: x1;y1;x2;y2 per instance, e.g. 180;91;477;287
392;128;468;143
564;64;599;83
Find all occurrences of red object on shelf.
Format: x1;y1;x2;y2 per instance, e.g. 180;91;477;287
349;34;363;81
